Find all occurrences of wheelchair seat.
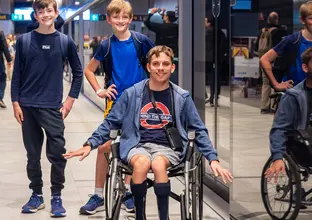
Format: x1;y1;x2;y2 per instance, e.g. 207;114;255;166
110;142;197;177
286;128;312;169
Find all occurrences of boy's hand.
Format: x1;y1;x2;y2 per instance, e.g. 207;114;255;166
63;146;91;161
60;97;75;119
274;80;293;92
264;159;285;183
210;161;233;184
97;84;118;100
13;102;24;125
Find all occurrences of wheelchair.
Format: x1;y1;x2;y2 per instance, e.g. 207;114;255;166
261;128;312;220
103;130;204;220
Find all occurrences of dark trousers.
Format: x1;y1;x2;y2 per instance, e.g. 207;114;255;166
0;63;6;100
21;107;66;196
206;62;221;103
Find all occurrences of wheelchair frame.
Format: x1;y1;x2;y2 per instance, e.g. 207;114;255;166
261;129;312;220
104;130;204;220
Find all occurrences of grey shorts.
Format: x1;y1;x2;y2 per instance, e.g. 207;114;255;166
127;143;181;166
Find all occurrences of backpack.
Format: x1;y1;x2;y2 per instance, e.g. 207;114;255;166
101;31;153;88
258;27;277;58
20;30;69;73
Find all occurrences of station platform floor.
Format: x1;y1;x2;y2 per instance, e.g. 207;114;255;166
0;82;229;220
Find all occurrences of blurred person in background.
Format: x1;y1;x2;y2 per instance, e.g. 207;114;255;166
0;29;12;108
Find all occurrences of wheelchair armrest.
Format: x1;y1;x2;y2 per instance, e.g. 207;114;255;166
111;142;120;159
109;130;119;140
269;92;283;99
287;129;310;139
185;130;196;162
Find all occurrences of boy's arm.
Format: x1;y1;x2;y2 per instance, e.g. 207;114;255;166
11;38;22;103
270;94;298;161
62;37;83;118
260;36;293;91
184;95;218;163
85;58;102;93
63;91;130;160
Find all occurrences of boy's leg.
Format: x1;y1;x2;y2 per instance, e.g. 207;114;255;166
39;108;66;196
151;156;171;220
21;107;45;195
39;108;66;217
95;141;111;194
20;107;45;213
129;153;151;220
150;143;181;220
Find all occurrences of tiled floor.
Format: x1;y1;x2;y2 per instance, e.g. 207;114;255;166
0;81;228;219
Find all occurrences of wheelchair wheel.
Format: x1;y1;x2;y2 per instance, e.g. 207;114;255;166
191;155;203;220
105;160;123;220
261;154;301;220
180;194;187;220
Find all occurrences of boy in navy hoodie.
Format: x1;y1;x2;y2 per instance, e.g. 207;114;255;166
11;0;83;217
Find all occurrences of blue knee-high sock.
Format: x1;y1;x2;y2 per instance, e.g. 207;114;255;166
130;180;147;220
154;180;171;220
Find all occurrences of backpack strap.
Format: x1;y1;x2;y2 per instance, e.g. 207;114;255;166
21;31;32;72
101;36;113;88
59;31;69;61
131;31;148;73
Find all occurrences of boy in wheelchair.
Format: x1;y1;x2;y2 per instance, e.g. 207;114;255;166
265;46;312;182
63;45;232;220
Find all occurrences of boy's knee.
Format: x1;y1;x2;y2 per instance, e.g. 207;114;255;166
132;155;151;173
151;156;169;174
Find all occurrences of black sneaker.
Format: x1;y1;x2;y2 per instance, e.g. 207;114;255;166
0;100;6;108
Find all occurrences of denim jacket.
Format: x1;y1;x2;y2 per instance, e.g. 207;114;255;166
270;80;308;161
88;79;218;163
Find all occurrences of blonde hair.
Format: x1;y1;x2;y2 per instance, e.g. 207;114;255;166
147;45;174;64
300;1;312;21
106;0;133;18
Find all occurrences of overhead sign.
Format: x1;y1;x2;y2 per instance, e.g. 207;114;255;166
90;14;99;21
0;14;10;20
11;14;24;21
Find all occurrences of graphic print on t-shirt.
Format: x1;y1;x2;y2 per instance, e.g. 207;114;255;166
139;87;172;146
140;101;172;129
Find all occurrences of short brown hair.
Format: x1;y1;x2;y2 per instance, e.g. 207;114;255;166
33;0;57;12
106;0;133;18
147;45;174;64
302;47;312;65
300;1;312;21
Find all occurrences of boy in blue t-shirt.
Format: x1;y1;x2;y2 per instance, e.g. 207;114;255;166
11;0;83;217
260;1;312;92
80;0;154;215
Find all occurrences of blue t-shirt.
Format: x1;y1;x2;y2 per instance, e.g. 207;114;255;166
94;35;147;101
139;86;173;146
274;35;312;86
11;31;83;108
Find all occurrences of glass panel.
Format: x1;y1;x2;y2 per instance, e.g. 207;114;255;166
204;0;230;187
230;0;297;219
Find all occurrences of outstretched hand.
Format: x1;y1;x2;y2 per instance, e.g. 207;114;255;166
63;146;91;161
210;161;233;184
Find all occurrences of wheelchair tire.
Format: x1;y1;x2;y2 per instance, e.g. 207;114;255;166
105;163;122;220
191;155;203;220
180;194;187;220
261;154;301;220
